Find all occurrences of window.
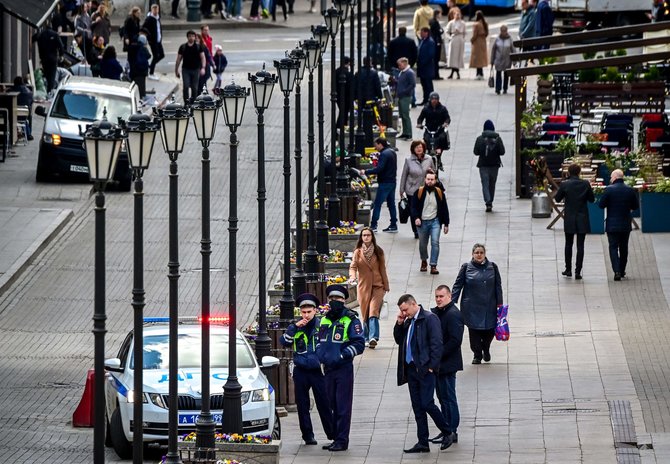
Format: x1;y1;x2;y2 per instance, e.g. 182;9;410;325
50;90;131;123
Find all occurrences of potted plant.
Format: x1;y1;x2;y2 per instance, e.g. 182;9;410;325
520;101;544;144
528;156;554;217
555;135;577;158
640;177;670;232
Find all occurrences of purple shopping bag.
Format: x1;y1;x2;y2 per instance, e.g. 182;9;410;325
495;304;510;341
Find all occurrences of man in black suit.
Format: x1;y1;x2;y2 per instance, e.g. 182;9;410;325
388;26;418;69
394;293;454;453
554;163;595;280
598;169;639;281
142;3;165;79
430;285;464;445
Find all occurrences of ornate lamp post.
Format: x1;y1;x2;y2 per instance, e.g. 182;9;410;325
311;24;330;255
348;0;358;156
120;112;159;464
190;88;223;452
335;0;352;193
248;65;278;362
355;0;366;155
220;80;250;434
324;6;342;228
154;99;190;464
301;38;323;275
82;110;124;464
289;46;308;298
274;56;300;323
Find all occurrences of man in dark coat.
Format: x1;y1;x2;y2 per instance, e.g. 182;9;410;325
362;137;398;233
416;27;436;106
430;285;463;445
142;3;165;79
473;120;505;212
336;56;353;130
354;56;382;106
388;26;418;69
33;25;65;93
394;293;454;453
554;163;595;279
598;169;639;281
535;0;554;49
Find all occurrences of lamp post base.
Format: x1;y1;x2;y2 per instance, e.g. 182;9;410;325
222;379;243;434
195;414;216;454
292;269;307;299
187;0;202;21
327;197;340;228
315;221;329;255
278;293;295;324
303;247;320;274
254;333;272;362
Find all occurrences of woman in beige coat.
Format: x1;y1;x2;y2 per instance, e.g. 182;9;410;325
469;11;489;80
445;8;466;79
348;227;389;348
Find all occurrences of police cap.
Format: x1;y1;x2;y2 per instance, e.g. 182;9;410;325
296;293;320;308
326;284;349;300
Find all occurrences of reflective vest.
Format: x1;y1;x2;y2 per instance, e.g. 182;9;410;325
319;315;352;344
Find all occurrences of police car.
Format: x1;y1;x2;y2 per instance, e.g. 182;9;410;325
103;317;280;459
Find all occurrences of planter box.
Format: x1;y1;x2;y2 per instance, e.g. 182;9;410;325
357;201;372;225
588;199;605;234
268;277;358;306
179;440;280;464
640;192;670;232
292;226;362;252
279;258;352;280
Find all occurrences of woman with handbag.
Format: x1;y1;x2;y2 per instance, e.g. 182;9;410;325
469;11;489;80
348;227;390;349
451;243;503;364
490;24;516;94
399;140;436;238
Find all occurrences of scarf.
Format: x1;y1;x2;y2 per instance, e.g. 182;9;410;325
362;243;375;263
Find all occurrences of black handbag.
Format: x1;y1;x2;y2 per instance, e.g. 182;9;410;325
398;197;410;224
488;68;495;88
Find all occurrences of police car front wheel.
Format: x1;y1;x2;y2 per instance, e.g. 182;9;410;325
110;408;133;459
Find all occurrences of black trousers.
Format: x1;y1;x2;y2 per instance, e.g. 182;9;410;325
468;327;494;359
406;364;448;446
607;231;630;274
171;0;180;15
325;363;354;447
564;232;586;272
293;366;334;441
149;42;165;75
419;76;434;105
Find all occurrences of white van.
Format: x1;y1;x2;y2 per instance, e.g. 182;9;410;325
35;76;140;191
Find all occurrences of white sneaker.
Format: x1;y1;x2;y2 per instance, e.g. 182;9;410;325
148;74;159;81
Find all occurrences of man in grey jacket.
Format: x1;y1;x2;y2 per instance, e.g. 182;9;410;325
396;57;416;140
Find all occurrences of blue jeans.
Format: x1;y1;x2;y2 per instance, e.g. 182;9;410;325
435;372;459;433
364;316;380;342
479;166;499;206
371;182;397;229
418;217;441;266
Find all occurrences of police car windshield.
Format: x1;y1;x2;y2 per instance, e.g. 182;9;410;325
132;333;256;370
50;90;130;122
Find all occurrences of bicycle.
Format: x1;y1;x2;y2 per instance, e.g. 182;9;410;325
416;124;449;174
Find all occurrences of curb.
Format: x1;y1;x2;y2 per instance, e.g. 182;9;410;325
0;209;74;297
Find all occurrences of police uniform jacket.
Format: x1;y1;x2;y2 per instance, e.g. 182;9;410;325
393;306;443;386
316;301;365;369
280;316;322;371
431;301;464;374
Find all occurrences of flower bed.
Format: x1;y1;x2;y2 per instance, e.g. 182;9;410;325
174;433;280;464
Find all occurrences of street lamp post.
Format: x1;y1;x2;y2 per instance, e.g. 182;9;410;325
154;99;190;464
82;110;124;464
120;112;159;464
311;24;330;255
274;56;300;323
335;0;351;194
301;38;323;275
355;0;365;155
289;46;308;298
248;65;278;362
220;81;250;434
348;0;358;156
324;6;342;228
191;88;222;452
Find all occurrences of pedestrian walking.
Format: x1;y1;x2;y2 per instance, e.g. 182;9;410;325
388;27;418;69
130;34;151;99
317;284;365;452
473;119;505;212
280;293;335;445
445;8;465;79
171;0;181;18
336;56;353;130
413;0;434;41
348;227;390;349
469;11;489;80
396;57;416;140
91;4;111;45
554;163;595;280
416;27;436;105
142;3;165;80
490;24;516;94
394;293;454;453
452;243;503;364
535;0;554;48
598;169;639;281
400;140;436;238
33;24;65;94
430;285;463;446
362;137;398;233
410;170;450;275
429;9;444;80
196;33;213;92
175;30;206;104
519;0;537;47
213;45;228;92
271;0;287;22
122;6;141;52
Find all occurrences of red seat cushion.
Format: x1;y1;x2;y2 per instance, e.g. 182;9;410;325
547;115;568;123
643;114;663;123
547;130;569;135
646;127;665;151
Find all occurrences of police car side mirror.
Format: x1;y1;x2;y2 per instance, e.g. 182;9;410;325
261;356;280;369
104;357;123;372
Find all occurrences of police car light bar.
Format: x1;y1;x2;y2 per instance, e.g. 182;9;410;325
142;316;230;325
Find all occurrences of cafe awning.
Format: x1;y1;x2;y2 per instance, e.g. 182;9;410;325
0;0;60;28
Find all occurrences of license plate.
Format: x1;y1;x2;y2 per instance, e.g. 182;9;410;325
178;413;223;425
70;165;89;173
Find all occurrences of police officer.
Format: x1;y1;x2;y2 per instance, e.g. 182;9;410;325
317;284;366;452
280;293;334;445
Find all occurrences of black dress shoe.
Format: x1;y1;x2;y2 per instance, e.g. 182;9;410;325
561;269;572;277
575;272;582;280
322;442;334;450
483;350;491;362
472;356;482;365
429;432;444;443
329;443;348;451
440;432;454;450
304;437;317;445
452;432;458;443
404;443;430;453
614;272;621;281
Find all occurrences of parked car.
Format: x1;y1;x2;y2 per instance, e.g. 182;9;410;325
103;317;281;459
34;76;139;191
